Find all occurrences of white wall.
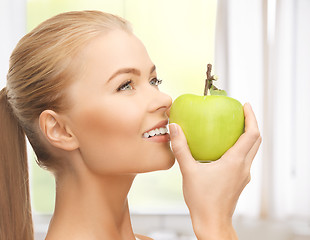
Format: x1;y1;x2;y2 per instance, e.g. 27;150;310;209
0;0;26;89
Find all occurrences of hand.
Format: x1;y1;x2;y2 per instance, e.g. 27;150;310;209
169;103;261;240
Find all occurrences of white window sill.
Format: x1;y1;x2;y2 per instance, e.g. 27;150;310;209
33;213;310;240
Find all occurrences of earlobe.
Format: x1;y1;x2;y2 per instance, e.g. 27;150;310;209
39;110;79;151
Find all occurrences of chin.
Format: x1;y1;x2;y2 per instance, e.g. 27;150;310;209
158;157;175;171
145;150;176;172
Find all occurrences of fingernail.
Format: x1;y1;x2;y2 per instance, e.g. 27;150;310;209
169;123;178;138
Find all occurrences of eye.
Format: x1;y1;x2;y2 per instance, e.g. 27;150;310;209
117;80;134;91
149;78;162;87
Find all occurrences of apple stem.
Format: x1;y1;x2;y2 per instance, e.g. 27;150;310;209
204;64;218;96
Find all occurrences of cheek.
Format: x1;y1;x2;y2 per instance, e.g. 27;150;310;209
71;100;145;173
69;97;175;174
76;97;142;137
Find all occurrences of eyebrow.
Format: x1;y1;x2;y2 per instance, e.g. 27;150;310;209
107;65;156;82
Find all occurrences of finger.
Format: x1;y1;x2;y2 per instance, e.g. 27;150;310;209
243;103;259;133
245;135;262;168
227;103;260;158
169;123;196;171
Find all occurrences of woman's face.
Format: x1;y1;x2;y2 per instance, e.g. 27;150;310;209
65;30;175;175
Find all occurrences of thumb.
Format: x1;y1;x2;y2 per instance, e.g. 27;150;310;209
169;123;196;170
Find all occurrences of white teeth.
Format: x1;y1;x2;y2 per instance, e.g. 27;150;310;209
159;127;167;134
143;132;150;138
149;130;156;137
143;126;168;138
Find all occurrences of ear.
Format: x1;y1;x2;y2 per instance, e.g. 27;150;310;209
39;110;79;151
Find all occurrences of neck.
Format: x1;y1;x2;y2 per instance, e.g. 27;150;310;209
46;166;136;240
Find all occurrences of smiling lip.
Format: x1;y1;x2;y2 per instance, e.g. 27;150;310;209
142;119;170;142
144;134;170;143
143;119;169;134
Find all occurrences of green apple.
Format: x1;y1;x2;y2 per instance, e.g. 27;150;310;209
169;64;244;162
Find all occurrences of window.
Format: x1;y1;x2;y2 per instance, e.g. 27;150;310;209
3;0;310;239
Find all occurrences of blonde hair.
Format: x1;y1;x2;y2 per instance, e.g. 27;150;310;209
0;10;131;240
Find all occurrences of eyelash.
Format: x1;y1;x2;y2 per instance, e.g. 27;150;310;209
117;78;163;92
149;78;162;86
117;80;133;91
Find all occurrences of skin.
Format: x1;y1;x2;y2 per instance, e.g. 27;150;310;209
39;30;261;240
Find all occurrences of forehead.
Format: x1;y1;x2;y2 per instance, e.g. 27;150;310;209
77;30;153;75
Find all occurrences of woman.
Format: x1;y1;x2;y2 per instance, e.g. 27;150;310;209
0;10;261;240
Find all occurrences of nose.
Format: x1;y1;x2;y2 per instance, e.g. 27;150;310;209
148;89;172;114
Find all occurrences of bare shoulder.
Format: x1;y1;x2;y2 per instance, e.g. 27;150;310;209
135;233;153;240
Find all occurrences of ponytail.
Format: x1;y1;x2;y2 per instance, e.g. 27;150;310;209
0;88;33;240
0;10;133;239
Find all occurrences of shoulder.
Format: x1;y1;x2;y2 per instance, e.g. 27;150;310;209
135;233;153;240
